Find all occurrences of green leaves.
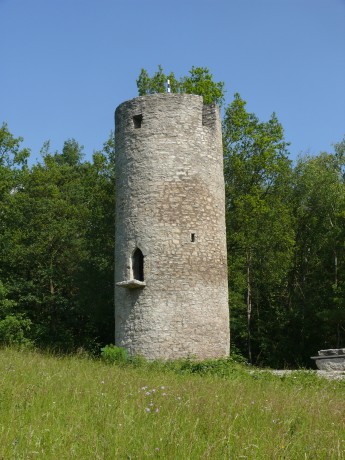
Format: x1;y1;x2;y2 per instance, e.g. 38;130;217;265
0;282;32;346
0;129;115;351
137;65;174;95
223;93;294;365
179;66;225;106
224;110;345;365
0;122;30;168
136;65;225;106
291;150;345;351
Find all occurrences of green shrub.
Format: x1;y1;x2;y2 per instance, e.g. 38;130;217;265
156;356;248;378
229;346;248;364
0;314;32;346
100;344;128;364
127;353;147;367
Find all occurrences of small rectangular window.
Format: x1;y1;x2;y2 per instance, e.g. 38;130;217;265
202;105;216;128
133;114;143;129
132;248;144;281
191;233;196;243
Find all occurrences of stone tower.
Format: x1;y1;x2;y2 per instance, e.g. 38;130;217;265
114;93;229;360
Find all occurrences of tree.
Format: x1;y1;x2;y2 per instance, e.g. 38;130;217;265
0;122;30;168
0;281;31;346
179;66;225;106
137;65;225;106
223;94;294;365
0;124;32;345
0;130;115;351
290;148;345;358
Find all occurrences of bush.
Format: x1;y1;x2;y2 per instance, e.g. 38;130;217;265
100;344;128;364
127;353;147;367
0;314;32;346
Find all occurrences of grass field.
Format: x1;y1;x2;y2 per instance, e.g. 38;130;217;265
0;348;344;459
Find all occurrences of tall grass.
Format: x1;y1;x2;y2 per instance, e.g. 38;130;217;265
0;348;344;459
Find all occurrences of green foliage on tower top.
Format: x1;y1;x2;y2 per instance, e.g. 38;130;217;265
136;65;225;106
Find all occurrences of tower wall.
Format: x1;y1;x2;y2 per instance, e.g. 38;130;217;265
115;93;229;359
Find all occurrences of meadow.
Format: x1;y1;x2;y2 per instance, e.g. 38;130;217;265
0;348;344;459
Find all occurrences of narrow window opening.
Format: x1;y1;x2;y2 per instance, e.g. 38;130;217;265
202;104;216;128
132;248;144;281
133;114;143;129
191;233;196;243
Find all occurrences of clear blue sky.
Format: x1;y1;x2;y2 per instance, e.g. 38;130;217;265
1;0;344;164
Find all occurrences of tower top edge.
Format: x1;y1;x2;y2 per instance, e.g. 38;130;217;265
115;93;217;114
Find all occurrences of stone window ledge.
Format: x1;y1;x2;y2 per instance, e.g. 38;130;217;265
116;280;146;289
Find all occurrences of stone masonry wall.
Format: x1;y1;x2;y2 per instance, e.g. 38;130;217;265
114;93;230;359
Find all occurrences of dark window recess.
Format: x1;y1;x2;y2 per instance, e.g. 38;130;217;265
202;105;216;128
132;248;144;281
191;233;196;242
133;114;143;129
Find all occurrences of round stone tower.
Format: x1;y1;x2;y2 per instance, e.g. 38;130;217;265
114;93;229;360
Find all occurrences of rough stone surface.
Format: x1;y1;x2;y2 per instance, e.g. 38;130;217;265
114;93;230;360
311;348;345;371
116;280;146;289
314;359;345;371
318;348;345;356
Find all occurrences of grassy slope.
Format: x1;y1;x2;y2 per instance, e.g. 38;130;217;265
0;348;344;459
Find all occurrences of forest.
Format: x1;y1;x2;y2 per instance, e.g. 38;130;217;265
0;66;344;367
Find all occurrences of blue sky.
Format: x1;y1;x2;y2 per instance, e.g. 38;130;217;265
1;0;344;164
